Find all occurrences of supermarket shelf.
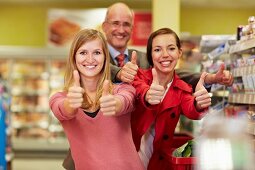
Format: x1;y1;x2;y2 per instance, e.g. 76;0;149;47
247;121;255;136
12;137;69;158
212;90;229;97
229;38;255;54
231;65;255;77
13;137;69;151
228;93;255;104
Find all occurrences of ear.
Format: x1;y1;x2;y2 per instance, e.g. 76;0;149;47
178;48;183;59
102;22;107;33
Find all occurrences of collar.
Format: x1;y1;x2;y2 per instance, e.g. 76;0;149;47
108;44;129;59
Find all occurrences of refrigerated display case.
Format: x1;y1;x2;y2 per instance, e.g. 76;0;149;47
0;46;69;157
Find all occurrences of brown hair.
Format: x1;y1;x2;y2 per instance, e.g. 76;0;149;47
63;29;112;109
146;28;181;66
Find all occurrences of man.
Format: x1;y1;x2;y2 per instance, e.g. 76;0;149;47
63;2;233;170
102;2;232;88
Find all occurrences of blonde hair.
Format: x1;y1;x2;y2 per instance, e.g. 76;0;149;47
64;29;112;109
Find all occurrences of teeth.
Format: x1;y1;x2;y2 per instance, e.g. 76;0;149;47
116;35;124;39
85;65;96;69
161;61;171;66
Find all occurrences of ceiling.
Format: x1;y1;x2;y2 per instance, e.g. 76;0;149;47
1;0;255;8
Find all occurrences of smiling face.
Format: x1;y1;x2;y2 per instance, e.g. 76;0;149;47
152;34;182;76
102;3;133;53
75;38;105;81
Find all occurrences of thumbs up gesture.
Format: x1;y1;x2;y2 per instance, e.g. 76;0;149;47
100;80;119;116
117;51;139;83
194;72;212;110
214;64;233;86
66;70;85;109
145;68;165;105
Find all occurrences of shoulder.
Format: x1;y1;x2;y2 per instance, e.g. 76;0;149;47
50;92;66;100
173;74;193;93
113;83;136;94
128;49;146;57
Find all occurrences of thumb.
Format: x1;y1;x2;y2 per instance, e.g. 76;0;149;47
152;68;159;84
73;70;80;87
217;63;225;75
102;80;110;96
131;51;137;65
196;72;207;91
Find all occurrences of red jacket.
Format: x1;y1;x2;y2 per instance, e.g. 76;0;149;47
131;68;206;170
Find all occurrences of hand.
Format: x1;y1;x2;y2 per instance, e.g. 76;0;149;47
194;72;212;110
145;68;165;105
100;80;117;116
214;64;234;86
66;70;85;109
117;51;138;83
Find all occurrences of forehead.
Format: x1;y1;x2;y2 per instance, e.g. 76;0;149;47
107;7;132;22
152;34;176;46
79;38;103;49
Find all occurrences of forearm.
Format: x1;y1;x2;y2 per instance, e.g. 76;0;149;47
63;99;78;117
204;73;217;85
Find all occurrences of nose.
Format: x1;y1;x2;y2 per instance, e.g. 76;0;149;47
86;53;94;62
117;25;125;33
162;49;169;57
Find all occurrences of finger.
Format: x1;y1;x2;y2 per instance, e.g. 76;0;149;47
100;100;116;108
195;93;211;101
198;72;207;86
200;103;211;108
69;103;82;108
122;68;137;77
102;80;110;96
194;88;208;97
131;51;137;65
68;87;84;95
152;68;159;84
195;72;207;92
196;98;212;105
150;84;165;92
73;70;81;87
148;99;161;105
217;63;225;74
100;106;115;113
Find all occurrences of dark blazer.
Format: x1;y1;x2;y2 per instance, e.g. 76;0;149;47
110;49;150;82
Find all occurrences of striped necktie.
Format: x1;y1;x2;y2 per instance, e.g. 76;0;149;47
116;53;125;67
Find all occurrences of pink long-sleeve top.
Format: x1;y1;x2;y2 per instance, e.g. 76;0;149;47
49;83;144;170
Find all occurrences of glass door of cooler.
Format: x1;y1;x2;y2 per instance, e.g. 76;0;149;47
48;59;66;139
10;59;50;140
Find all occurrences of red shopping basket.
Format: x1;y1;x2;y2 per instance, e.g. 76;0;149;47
171;154;196;170
170;133;196;170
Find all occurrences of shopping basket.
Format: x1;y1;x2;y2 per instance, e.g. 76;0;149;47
170;133;196;170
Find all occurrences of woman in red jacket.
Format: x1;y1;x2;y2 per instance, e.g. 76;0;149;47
131;28;212;170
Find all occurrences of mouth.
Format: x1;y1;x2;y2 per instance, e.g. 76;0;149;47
160;61;172;67
84;65;97;69
114;34;126;40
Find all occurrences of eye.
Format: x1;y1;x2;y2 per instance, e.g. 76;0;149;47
79;51;87;55
153;48;160;52
123;22;131;28
112;21;120;27
168;47;176;51
94;50;102;55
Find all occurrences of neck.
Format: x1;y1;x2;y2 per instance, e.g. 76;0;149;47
81;76;99;94
157;71;174;88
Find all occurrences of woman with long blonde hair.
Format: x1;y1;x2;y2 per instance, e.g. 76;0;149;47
50;29;144;170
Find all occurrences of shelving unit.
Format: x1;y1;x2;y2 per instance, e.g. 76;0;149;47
0;46;69;157
228;38;255;138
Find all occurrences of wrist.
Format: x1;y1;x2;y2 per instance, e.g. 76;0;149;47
204;73;216;85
